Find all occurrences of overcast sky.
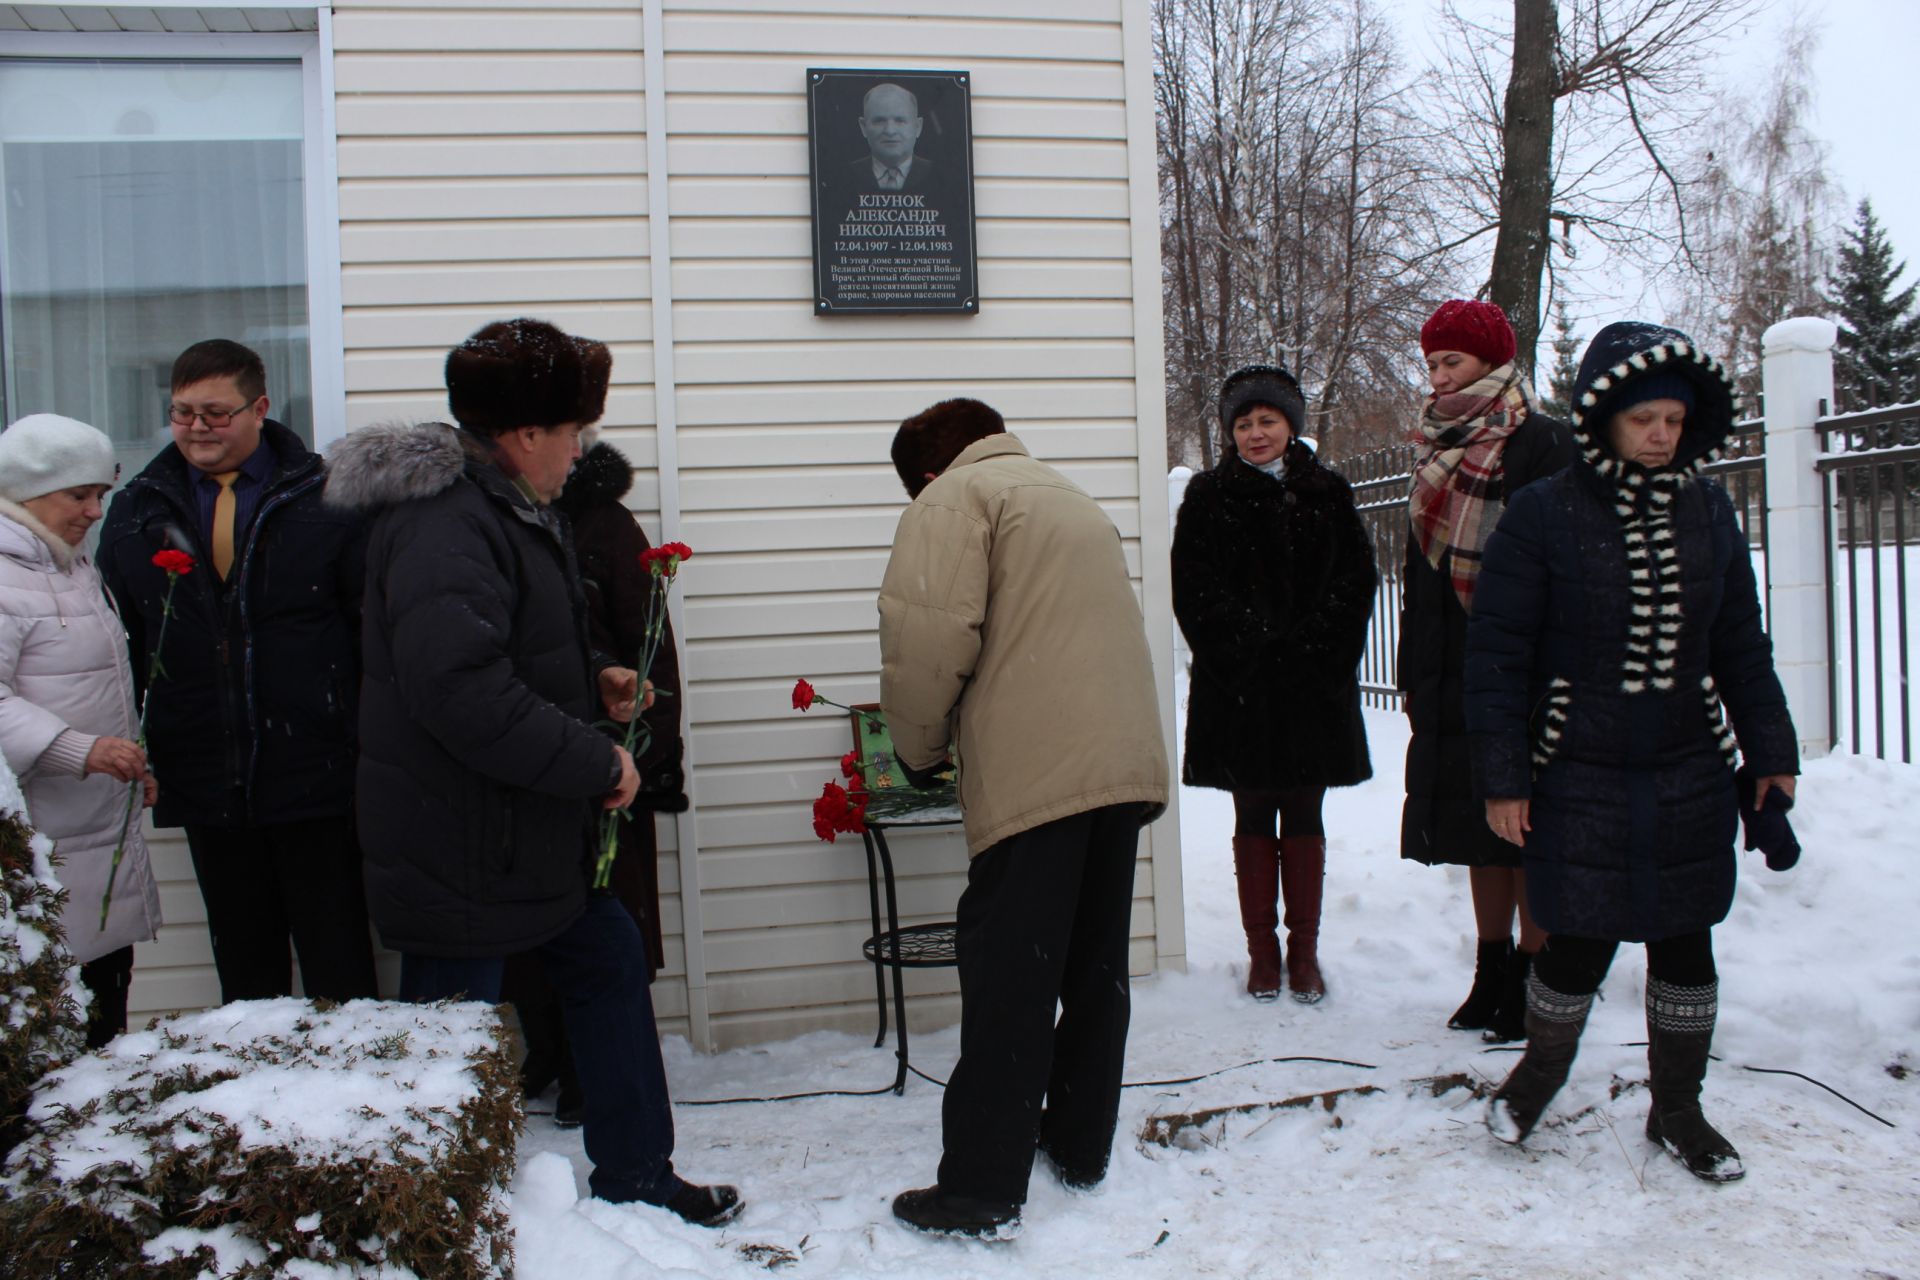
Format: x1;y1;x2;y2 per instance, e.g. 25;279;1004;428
1383;0;1920;340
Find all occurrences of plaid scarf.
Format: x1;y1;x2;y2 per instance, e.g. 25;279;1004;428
1407;366;1532;612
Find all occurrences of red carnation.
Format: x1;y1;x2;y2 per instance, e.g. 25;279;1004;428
792;678;818;711
639;542;692;578
150;549;195;576
840;749;861;780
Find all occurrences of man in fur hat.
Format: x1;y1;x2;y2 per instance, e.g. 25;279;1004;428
324;318;741;1227
878;398;1169;1239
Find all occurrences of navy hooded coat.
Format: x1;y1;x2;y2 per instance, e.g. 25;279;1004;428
1464;323;1799;942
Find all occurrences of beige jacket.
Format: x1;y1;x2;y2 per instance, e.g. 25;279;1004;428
878;434;1168;855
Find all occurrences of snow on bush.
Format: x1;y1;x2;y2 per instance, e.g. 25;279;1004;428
0;998;521;1279
0;763;87;1161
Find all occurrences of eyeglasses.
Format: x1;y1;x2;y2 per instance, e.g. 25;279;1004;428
167;400;257;429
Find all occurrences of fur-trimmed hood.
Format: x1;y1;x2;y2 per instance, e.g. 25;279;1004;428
555;441;634;518
1568;321;1737;480
323;421;478;513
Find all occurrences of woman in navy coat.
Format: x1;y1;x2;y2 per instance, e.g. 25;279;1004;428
1464;322;1799;1182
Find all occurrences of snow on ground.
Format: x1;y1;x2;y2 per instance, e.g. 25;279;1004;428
511;707;1920;1279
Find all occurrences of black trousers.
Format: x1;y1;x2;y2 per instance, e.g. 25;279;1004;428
184;816;379;1003
1533;929;1717;996
937;803;1144;1205
79;945;133;1049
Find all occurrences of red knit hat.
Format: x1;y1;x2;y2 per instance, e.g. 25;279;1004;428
1420;300;1516;367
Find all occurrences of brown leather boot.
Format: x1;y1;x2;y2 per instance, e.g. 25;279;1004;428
1278;836;1327;1003
1231;835;1282;1000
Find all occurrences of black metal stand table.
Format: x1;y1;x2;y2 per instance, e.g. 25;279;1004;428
857;803;963;1094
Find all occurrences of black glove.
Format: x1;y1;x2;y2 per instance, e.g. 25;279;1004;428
896;754;951;791
1735;764;1800;872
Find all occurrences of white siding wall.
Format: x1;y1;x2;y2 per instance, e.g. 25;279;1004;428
129;0;1181;1051
660;0;1176;1049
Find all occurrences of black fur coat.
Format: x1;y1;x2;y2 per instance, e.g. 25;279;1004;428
1172;440;1377;792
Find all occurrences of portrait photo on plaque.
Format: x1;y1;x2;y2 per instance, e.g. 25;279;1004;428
807;68;978;315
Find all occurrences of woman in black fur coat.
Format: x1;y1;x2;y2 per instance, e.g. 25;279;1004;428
1466;321;1799;1181
1398;300;1575;1043
1172;365;1377;1003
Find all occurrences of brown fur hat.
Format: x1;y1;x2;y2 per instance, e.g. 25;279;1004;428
892;398;1006;498
444;318;607;435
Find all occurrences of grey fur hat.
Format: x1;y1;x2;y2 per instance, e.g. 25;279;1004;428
1218;365;1307;443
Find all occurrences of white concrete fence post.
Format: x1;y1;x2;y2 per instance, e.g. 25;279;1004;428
1759;316;1838;758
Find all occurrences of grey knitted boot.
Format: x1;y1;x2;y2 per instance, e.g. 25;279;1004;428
1645;978;1745;1183
1486;970;1594;1145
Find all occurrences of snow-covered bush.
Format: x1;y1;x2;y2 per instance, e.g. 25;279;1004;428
0;790;87;1161
1;998;520;1278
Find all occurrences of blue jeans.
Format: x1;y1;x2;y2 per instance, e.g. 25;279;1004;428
401;894;681;1203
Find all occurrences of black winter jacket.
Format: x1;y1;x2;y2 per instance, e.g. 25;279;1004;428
1172;439;1377;792
1464;323;1798;941
97;421;366;828
554;442;687;814
325;423;619;958
1398;413;1574;867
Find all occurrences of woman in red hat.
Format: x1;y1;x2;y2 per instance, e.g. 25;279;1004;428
1397;300;1574;1041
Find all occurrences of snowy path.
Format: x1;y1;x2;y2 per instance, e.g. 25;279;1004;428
513;709;1920;1278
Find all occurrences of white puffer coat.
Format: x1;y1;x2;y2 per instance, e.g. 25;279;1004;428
0;499;160;962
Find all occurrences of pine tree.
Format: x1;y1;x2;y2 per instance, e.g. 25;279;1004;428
1830;199;1920;408
1539;300;1581;418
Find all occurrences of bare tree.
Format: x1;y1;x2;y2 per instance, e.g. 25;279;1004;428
1667;23;1836;398
1429;0;1765;370
1156;0;1456;467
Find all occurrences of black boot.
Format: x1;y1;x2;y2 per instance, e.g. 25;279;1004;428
1449;938;1512;1031
1645;978;1745;1183
1481;946;1537;1044
1486;971;1593;1145
891;1185;1022;1240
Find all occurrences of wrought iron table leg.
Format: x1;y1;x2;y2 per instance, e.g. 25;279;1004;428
873;825;911;1095
860;829;888;1048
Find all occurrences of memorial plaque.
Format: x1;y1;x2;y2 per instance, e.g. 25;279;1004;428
807;68;978;315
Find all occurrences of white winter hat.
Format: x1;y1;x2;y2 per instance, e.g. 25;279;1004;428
0;414;119;502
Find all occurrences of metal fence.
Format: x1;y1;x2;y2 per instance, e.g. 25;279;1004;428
1816;399;1920;763
1338;443;1416;709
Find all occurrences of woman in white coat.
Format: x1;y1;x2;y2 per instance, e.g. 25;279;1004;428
0;413;160;1047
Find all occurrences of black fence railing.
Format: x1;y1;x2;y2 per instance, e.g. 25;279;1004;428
1817;399;1919;764
1338;444;1416;709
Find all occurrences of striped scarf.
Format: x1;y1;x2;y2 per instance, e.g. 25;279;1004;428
1407;366;1532;612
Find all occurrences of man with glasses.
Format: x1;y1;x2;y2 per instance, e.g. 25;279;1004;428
98;339;378;1006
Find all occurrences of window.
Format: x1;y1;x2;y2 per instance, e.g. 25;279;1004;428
0;48;321;483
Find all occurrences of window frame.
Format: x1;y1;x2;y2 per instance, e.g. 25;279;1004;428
0;19;346;448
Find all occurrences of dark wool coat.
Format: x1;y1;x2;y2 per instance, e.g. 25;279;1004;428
553;440;685;973
325;423;618;959
97;421;366;828
1173;439;1377;792
1398;413;1574;867
555;442;686;814
1464;324;1798;941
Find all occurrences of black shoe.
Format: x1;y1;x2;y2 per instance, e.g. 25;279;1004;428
1038;1142;1106;1192
1450;938;1512;1031
1482;947;1536;1044
663;1180;744;1227
553;1084;584;1129
1486;973;1594;1146
891;1185;1021;1240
